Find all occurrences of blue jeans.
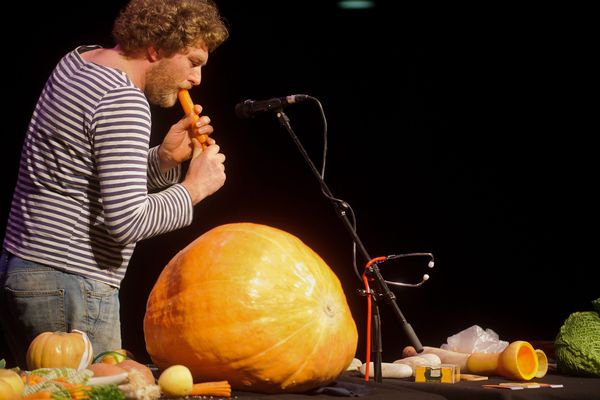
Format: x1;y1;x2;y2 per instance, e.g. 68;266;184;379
0;250;121;369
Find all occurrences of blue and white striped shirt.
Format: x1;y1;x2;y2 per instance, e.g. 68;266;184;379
3;46;194;287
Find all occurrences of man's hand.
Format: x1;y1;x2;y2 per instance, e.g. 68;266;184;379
181;137;226;205
158;104;213;173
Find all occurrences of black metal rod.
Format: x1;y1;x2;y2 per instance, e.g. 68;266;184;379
372;305;383;382
275;109;422;383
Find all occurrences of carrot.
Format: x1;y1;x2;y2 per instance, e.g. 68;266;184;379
21;391;54;400
68;389;89;400
23;373;46;385
177;89;208;147
191;381;231;397
55;382;91;390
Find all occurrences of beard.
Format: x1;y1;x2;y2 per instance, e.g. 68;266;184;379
144;59;182;108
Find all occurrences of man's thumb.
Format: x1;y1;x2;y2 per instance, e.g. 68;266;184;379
191;137;203;159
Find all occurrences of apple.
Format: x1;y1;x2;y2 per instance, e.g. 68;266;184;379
158;365;193;397
0;369;24;399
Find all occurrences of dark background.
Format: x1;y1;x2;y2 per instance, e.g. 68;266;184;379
1;1;596;365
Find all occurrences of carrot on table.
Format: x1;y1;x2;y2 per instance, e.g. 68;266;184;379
191;380;231;397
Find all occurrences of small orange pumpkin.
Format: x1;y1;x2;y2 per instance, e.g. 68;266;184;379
26;330;93;371
144;223;358;393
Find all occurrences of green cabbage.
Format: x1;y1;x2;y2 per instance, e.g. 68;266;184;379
555;297;600;377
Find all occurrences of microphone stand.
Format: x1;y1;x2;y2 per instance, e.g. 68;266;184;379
274;110;423;383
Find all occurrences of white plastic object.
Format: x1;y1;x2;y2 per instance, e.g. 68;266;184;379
88;372;129;386
360;362;413;378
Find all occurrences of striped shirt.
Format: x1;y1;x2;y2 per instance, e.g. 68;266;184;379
3;45;194;287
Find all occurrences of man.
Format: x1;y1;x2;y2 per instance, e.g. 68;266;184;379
0;0;228;368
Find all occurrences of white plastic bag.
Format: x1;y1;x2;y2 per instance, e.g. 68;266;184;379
441;325;508;353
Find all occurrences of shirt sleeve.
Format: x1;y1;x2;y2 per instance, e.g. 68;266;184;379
91;87;193;245
147;145;183;190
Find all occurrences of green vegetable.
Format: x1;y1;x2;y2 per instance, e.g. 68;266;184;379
555;297;600;377
85;384;126;400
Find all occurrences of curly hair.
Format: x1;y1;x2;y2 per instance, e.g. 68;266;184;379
113;0;229;56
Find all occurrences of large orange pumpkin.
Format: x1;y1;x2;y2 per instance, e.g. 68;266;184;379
144;223;358;393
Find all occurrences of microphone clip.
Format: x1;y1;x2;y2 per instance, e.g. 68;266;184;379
234;94;311;118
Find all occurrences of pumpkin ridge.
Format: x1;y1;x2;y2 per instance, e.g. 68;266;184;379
230;316;318;369
280;315;328;388
210;225;294;254
231;226;324;275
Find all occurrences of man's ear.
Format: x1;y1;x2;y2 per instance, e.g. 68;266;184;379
147;47;160;62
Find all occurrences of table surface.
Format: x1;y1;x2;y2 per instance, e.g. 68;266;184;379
223;371;600;400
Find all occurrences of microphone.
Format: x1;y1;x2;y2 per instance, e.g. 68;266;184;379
235;94;309;118
382;252;435;288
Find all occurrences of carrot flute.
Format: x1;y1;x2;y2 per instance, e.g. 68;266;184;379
178;89;208;147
